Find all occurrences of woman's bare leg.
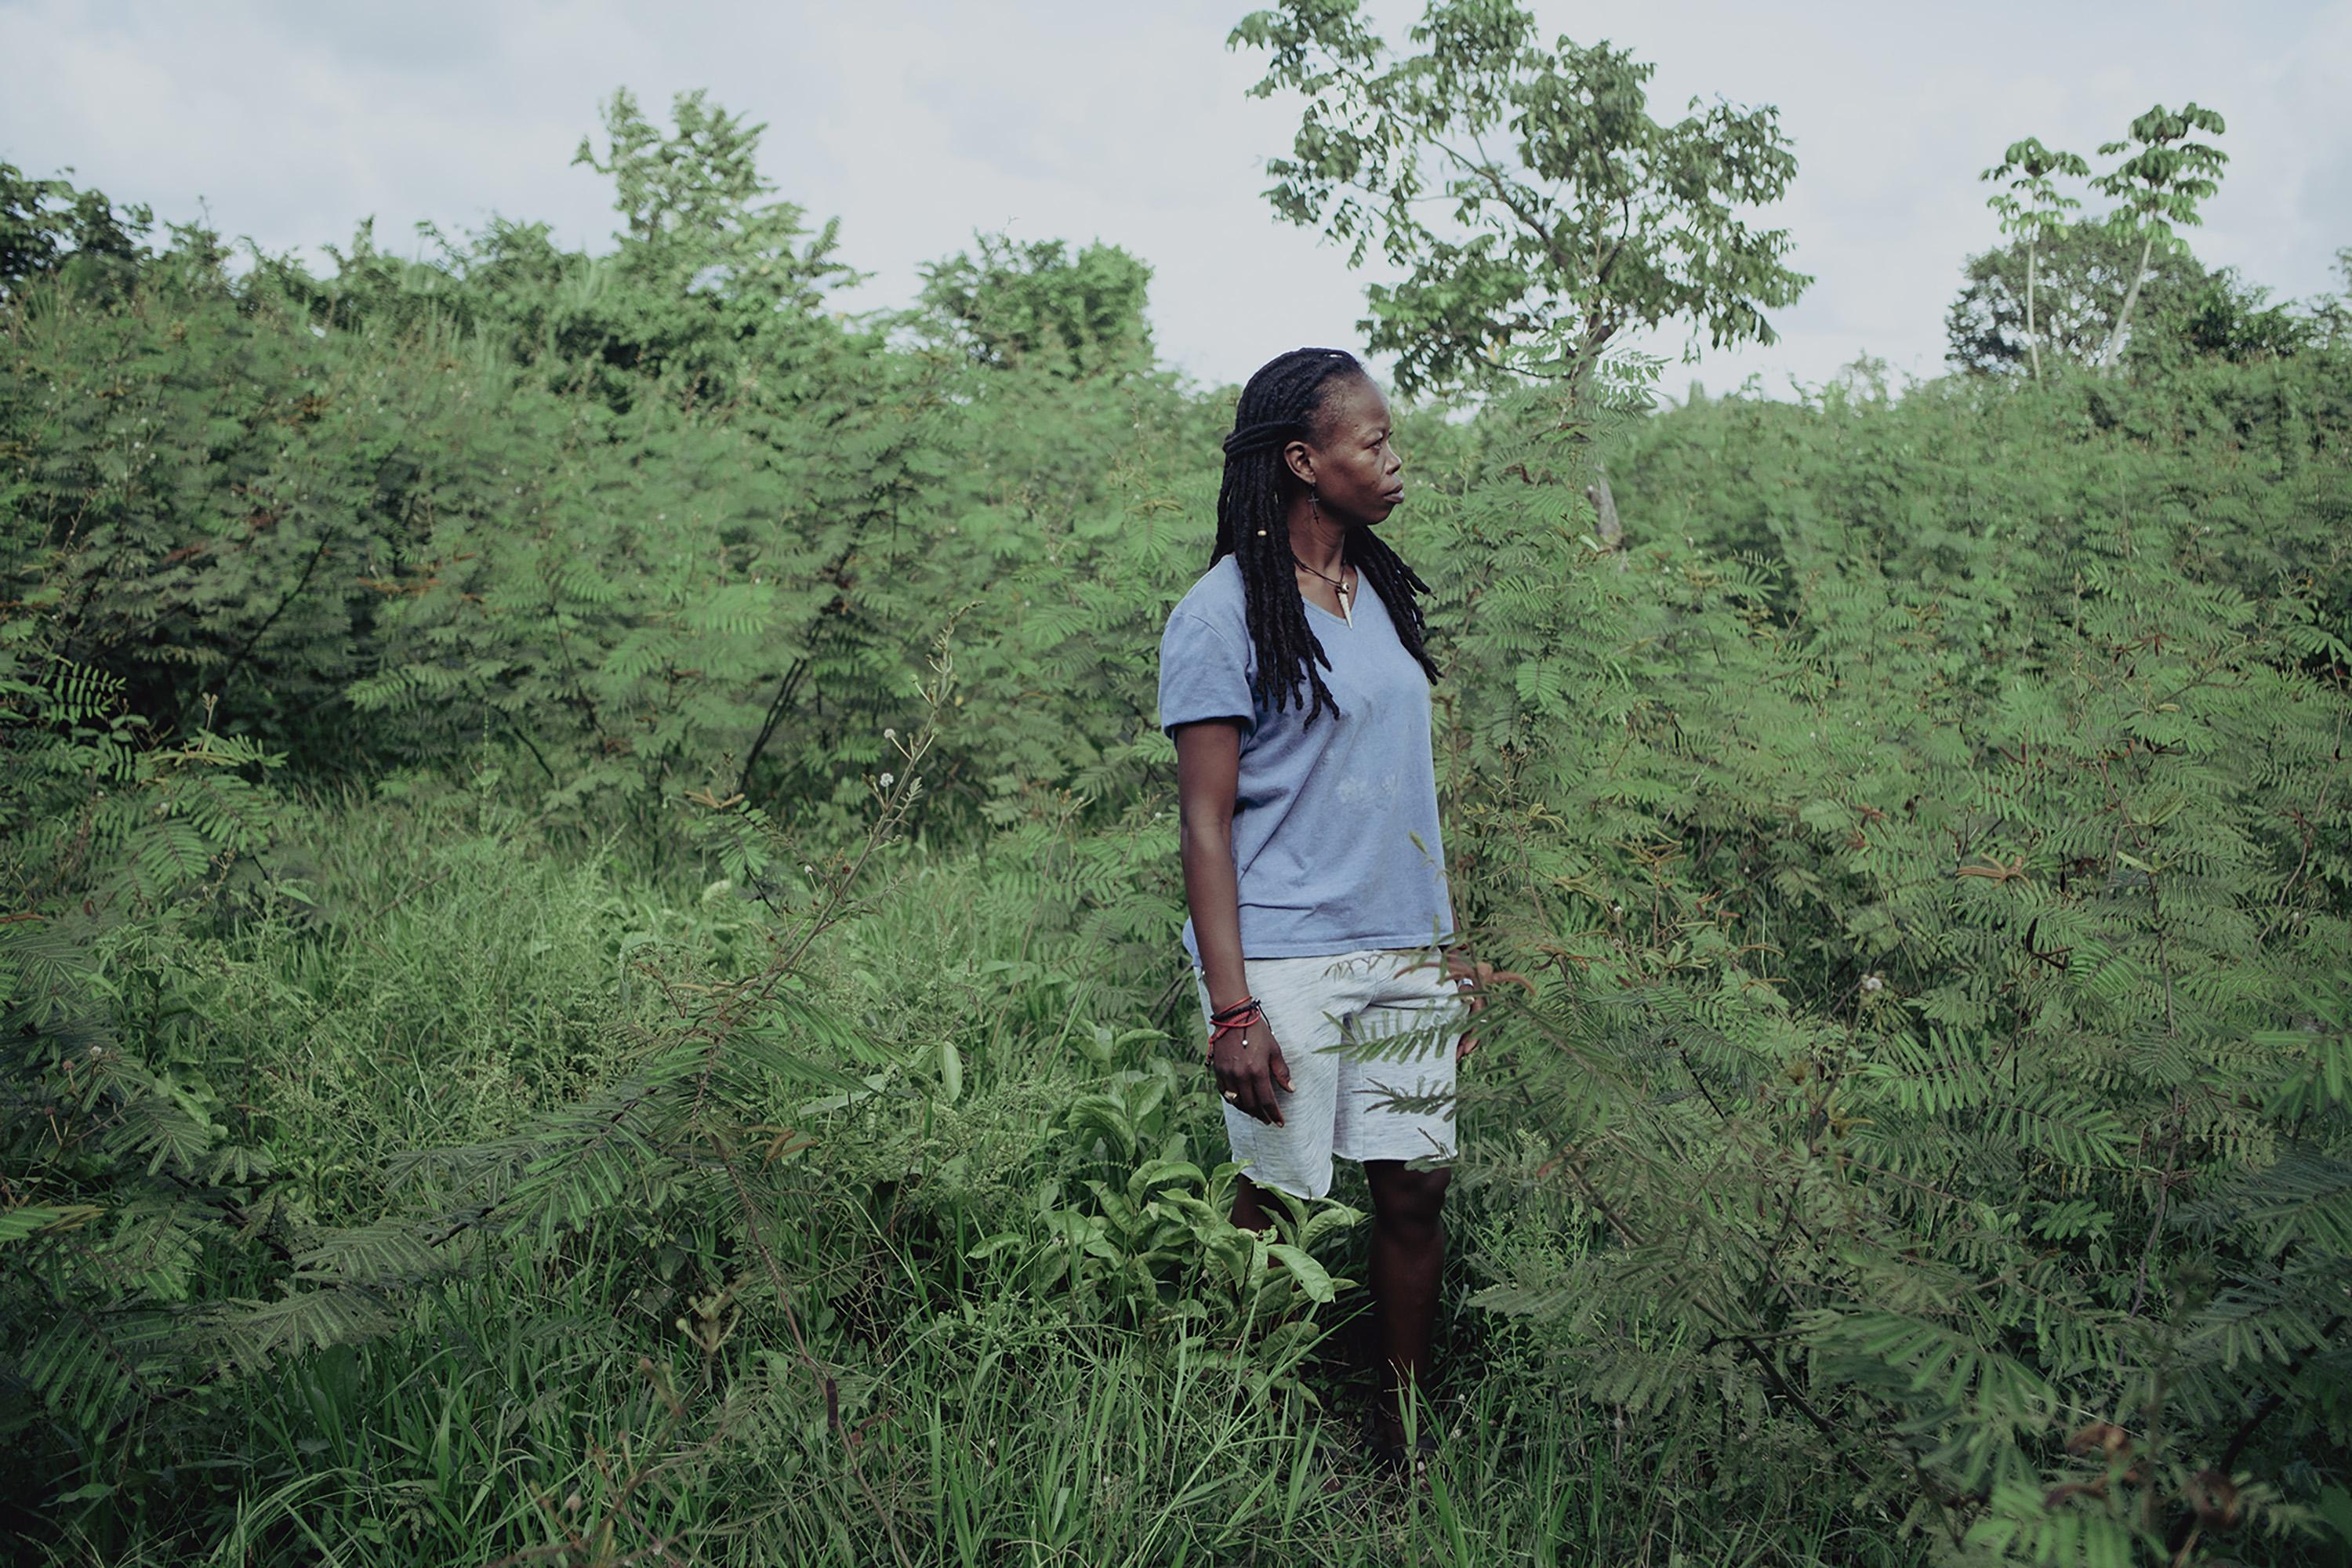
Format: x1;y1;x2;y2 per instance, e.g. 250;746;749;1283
1363;1160;1450;1446
1231;1171;1272;1232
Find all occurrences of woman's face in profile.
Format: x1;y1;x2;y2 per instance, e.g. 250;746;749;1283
1294;375;1405;527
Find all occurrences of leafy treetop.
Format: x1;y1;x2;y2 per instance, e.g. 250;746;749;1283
1944;216;2214;376
1229;0;1812;397
1977;136;2091;382
916;234;1156;379
572;86;857;312
2090;101;2229;368
0;162;154;303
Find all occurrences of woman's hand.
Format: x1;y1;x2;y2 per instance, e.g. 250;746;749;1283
1210;1022;1293;1126
1443;947;1532;1061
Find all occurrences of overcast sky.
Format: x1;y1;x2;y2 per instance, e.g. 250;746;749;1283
5;0;2346;401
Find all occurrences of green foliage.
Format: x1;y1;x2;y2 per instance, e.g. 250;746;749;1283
2135;266;2318;366
3;78;2349;1566
1948;217;2212;377
1976;139;2092;382
0;162;154;303
1229;0;1812;394
557;86;859;403
975;1047;1363;1363
916;233;1155;378
2090;102;2231;370
1421;335;2351;1559
1953;110;2329;383
0;634;306;1541
0;96;1246;855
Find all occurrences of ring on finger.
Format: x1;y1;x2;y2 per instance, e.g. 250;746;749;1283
1221;1089;1241;1104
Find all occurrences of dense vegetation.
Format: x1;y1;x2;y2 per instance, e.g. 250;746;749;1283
4;65;2349;1568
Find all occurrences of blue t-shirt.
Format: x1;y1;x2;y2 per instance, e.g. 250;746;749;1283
1157;554;1455;961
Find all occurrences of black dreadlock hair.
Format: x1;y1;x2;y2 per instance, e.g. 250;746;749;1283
1212;347;1440;728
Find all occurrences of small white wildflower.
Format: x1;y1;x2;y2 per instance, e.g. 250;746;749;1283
883;728;896;742
878;772;895;789
1861;973;1886;995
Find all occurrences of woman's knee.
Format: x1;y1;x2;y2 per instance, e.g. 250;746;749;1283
1366;1162;1450;1229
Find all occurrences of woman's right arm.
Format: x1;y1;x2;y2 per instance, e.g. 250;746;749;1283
1174;719;1290;1125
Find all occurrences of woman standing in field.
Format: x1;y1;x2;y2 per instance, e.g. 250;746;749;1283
1158;346;1486;1476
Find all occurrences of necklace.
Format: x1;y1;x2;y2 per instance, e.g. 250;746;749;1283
1293;554;1355;626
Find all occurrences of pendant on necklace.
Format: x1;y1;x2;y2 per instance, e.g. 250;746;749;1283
1298;554;1355;626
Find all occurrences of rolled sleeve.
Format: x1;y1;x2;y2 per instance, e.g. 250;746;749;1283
1157;610;1255;737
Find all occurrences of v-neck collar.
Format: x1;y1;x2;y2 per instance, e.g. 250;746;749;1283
1300;583;1357;629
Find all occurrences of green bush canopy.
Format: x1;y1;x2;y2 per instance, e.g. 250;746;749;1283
2;77;2348;1566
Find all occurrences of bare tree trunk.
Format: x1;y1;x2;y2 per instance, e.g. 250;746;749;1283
2026;243;2042;382
1584;471;1623;550
2101;231;2157;372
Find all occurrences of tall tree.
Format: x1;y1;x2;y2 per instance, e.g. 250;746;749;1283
2090;102;2228;372
1978;137;2090;383
1945;216;2209;376
572;87;848;306
567;87;861;397
2305;246;2352;351
916;235;1155;379
0;162;153;303
1229;0;1811;398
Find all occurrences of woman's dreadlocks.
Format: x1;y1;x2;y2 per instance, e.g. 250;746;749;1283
1212;347;1440;728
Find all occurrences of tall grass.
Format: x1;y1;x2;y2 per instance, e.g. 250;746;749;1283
29;764;1927;1567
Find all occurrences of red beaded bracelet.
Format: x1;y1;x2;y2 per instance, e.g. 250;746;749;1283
1207;994;1264;1054
1208;994;1263;1025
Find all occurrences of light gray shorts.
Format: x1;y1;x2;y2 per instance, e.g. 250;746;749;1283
1192;946;1468;1200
